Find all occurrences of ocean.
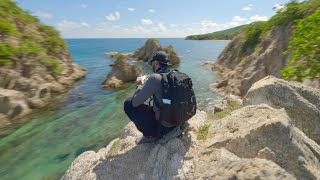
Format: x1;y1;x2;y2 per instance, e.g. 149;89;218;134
0;38;229;180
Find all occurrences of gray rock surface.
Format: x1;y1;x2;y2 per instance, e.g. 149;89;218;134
244;76;320;144
62;90;320;180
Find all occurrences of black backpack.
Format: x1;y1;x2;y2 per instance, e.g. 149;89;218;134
154;70;197;126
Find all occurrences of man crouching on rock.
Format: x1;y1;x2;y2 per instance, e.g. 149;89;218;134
124;51;181;144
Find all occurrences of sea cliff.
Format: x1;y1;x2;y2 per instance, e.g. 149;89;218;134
211;1;320;97
0;0;86;128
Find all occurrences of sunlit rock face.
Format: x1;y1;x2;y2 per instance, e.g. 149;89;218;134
63;78;320;180
0;1;86;127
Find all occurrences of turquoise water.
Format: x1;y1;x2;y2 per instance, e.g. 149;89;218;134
0;38;229;180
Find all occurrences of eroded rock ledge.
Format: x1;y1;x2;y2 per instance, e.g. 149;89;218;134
0;62;86;129
63;76;320;180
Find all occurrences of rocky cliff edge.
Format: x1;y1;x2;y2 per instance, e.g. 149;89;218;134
62;76;320;180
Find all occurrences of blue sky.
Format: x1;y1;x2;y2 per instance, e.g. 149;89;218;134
15;0;290;38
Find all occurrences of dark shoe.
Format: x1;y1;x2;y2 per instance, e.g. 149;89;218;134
137;136;158;144
159;123;189;144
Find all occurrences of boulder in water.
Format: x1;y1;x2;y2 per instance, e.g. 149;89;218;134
101;54;143;89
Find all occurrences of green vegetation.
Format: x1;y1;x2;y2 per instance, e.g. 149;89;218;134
39;25;67;54
241;0;320;54
41;56;64;75
148;38;161;46
0;43;16;66
18;39;45;57
197;124;211;140
0;18;17;36
114;53;127;61
208;100;242;120
0;0;66;74
108;139;120;156
240;22;264;54
281;8;320;81
111;139;120;150
238;0;320;81
185;24;249;40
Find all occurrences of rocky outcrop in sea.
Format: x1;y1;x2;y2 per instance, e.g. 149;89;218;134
62;76;320;179
133;39;180;66
101;54;142;89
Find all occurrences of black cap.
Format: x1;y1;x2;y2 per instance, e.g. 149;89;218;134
148;51;170;65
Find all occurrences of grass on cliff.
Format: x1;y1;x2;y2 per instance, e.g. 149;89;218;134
197;124;211;140
113;53;127;61
208;100;242;120
0;0;66;75
281;7;320;82
240;0;320;81
108;139;120;157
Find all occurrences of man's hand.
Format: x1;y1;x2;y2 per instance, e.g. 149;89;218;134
136;75;150;86
136;77;142;86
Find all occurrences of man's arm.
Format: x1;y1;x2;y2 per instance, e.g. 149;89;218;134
132;75;161;107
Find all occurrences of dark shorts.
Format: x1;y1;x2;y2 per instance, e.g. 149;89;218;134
124;97;174;138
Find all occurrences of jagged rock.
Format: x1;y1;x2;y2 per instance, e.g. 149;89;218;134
62;103;320;179
61;110;208;180
133;39;180;66
101;58;142;89
212;24;293;96
164;45;180;65
203;105;320;179
0;88;31;127
243;76;320;144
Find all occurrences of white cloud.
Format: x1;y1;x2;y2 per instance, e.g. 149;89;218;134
242;4;253;11
157;23;167;32
232;16;247;22
141;19;153;25
81;22;90;28
106;11;120;21
248;15;269;22
80;4;88;9
170;24;178;28
148;9;155;13
57;20;90;31
273;4;286;12
128;8;135;12
57;20;79;31
199;20;220;33
32;11;53;19
228;16;247;26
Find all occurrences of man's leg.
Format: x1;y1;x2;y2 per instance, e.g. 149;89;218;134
124;98;159;138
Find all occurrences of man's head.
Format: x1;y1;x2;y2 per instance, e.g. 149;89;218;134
148;51;170;72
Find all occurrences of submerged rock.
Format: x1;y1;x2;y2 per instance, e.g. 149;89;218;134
133;39;180;66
